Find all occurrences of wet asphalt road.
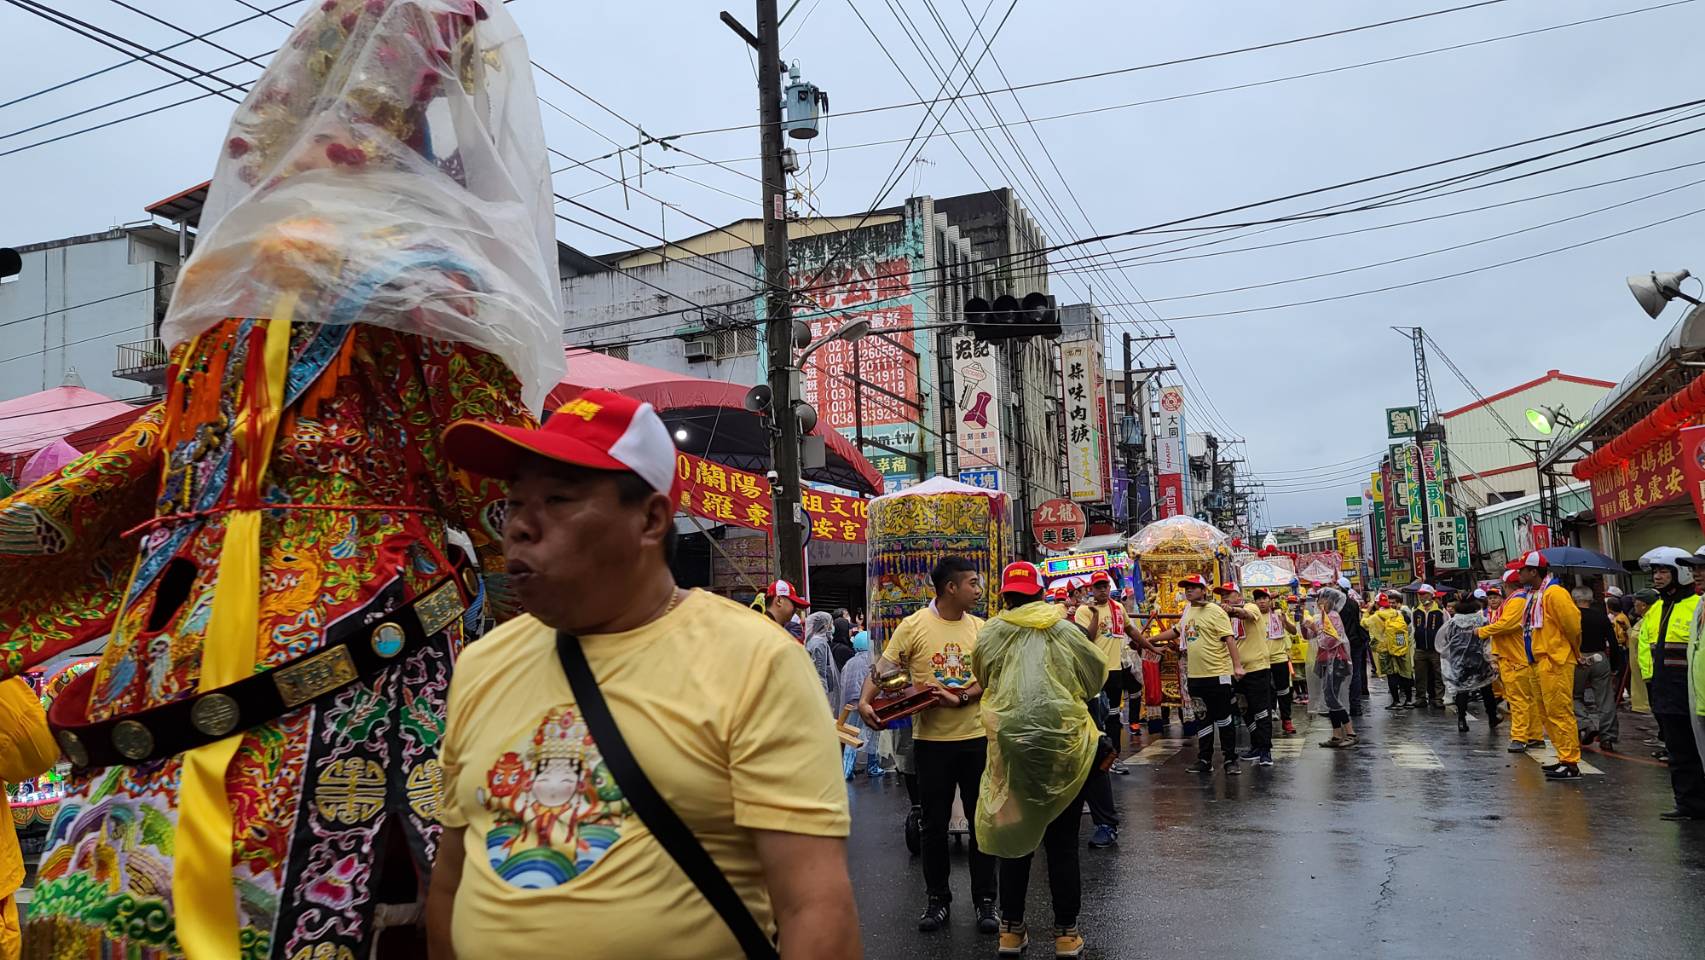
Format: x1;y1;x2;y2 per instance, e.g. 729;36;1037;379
847;704;1705;960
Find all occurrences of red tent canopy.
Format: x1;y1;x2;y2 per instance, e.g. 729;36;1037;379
3;349;889;497
0;387;144;481
549;348;884;495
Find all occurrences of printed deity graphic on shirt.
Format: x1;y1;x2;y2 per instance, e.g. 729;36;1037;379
476;705;628;889
933;642;971;687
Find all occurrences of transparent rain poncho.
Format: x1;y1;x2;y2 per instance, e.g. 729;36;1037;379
162;0;563;411
970;601;1106;858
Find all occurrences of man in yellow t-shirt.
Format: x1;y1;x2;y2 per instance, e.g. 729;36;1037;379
431;389;858;960
858;556;995;936
1151;576;1246;776
1217;583;1274;767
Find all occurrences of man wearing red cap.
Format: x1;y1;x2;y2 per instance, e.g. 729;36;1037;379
1481;569;1544;754
1511;552;1584;780
975;562;1106;959
429;390;860;959
765;579;811;635
1149;576;1247;775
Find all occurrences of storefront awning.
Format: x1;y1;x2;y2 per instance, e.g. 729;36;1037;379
1540;303;1705;471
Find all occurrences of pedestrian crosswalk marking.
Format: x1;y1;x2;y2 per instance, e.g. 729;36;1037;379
1126;738;1187;765
1527;744;1603;775
1271;736;1306;759
1386;743;1444;769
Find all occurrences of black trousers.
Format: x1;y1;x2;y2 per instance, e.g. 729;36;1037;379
1455;686;1498;719
1269;662;1292;723
916;738;997;903
1350;640;1371;711
1101;670;1125;750
998;779;1090;928
1235;669;1274;755
1188;676;1237;763
1084;696;1118;828
1655;712;1705;817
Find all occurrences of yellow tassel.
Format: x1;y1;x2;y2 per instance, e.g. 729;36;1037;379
170;297;295;959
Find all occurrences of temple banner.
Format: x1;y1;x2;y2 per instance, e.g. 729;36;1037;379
674;451;869;543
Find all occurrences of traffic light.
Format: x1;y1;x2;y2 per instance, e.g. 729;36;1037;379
966;291;1060;342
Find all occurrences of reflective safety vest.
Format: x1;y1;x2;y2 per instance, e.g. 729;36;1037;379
1640;592;1698;682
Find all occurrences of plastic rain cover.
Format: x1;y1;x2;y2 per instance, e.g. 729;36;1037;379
161;0;563;410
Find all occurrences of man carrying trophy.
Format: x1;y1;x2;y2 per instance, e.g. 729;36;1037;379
858;556;997;936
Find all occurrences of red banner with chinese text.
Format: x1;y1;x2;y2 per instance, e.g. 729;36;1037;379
1678;425;1705;535
1585;434;1686;523
674;451;869;543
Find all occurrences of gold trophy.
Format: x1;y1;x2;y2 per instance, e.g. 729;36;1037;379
869;664;937;727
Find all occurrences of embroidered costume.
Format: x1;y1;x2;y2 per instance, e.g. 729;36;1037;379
0;3;560;956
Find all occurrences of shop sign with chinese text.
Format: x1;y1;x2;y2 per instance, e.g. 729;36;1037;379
1042;551;1110;578
1585;435;1686;523
1061;339;1108;501
951;335;1002;488
674;451;868;543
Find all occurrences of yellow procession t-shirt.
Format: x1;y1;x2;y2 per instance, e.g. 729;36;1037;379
1073;601;1125;671
438;590;849;960
1230;601;1267;670
881;606;985;741
1181;602;1235;679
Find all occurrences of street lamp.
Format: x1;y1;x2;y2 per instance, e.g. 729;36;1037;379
1626;270;1703;319
1523;404;1574;436
795;317;871;363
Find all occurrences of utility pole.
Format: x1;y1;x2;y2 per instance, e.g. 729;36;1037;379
724;1;803;585
1119;331;1175;532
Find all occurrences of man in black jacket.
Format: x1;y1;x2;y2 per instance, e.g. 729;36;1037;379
1411;586;1447;708
830;607;856;668
1338;578;1370;716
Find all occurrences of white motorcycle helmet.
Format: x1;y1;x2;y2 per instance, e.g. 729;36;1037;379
1639;546;1695;585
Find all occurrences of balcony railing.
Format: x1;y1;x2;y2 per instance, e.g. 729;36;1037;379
113;338;168;384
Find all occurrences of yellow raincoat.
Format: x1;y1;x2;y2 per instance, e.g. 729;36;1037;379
970;601;1105;858
1522;581;1583;763
1364;607;1413;679
1480;593;1542;744
0;677;57;957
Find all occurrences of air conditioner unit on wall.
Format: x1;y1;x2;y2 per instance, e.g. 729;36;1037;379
683;338;713;362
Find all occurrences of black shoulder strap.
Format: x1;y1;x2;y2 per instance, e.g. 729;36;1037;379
555;631;779;960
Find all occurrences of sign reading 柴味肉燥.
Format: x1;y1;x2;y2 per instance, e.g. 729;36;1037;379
1584;434;1686;524
673;451;868;543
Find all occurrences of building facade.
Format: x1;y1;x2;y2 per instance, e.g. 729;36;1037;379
0;225;180;404
1441;369;1613;508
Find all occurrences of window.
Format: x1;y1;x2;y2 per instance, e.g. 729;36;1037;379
595;344;630;362
714;326;757;358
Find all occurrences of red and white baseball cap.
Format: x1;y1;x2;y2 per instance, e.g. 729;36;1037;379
1416;584;1436;595
1376;594;1393;607
1001;562;1045;597
1179;574;1210;590
1502;569;1520;584
1089;571;1112;585
766;579;810;607
1518;550;1549;570
442;389;679;497
1212;581;1238;594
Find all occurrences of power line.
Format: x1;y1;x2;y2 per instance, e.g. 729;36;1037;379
3;0;248;105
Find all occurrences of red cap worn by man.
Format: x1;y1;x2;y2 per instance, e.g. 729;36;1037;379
1001;561;1046;597
430;389;861;959
765;579;811;631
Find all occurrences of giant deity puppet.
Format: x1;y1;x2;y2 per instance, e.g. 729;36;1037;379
0;2;560;956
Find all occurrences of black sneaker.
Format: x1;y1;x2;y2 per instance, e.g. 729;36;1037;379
1659;808;1705;821
1526;739;1545;749
1256;752;1275;767
1544;763;1582;782
975;901;999;934
1223;759;1242;776
1237;748;1261;761
1185;759;1213;774
918;899;950;932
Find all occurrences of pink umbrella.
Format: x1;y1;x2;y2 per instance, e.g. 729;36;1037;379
18;439;82;487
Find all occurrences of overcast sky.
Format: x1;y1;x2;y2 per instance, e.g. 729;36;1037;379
4;0;1699;525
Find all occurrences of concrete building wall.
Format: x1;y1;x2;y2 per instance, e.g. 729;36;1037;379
1440;371;1613;507
559;247;761;384
0;226;178;404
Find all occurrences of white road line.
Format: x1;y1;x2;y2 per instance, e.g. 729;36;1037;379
1271;736;1306;758
1527;744;1603;775
1386;743;1445;769
1126;738;1188;765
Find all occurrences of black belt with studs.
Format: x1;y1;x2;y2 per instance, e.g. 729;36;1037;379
48;552;481;771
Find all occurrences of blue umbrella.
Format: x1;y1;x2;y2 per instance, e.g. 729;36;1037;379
1538;545;1625;574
